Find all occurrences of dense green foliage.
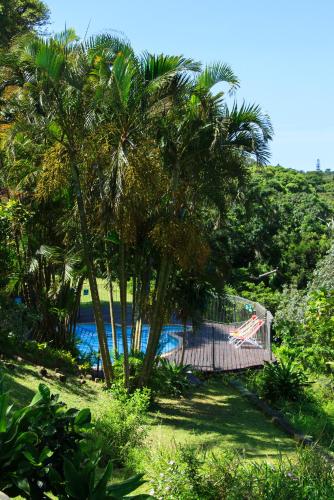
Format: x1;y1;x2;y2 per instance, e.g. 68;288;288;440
274;243;334;373
247;360;308;403
147;445;334;499
0;377;145;498
92;386;151;468
1;1;334;498
1;0;333;392
0;0;49;47
225;166;333;291
279;377;334;450
0;2;274;386
111;353;193;398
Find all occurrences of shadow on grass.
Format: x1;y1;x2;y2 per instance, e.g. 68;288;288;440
2;363;102;409
149;380;296;458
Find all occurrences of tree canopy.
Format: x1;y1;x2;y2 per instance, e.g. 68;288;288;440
0;0;49;47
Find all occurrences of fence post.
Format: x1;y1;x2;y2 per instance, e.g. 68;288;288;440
212;325;215;371
267;313;273;361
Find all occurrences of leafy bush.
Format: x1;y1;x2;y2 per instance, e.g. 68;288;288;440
147;444;334;499
92;386;151;467
0;317;79;373
147;445;204;499
112;351;146;389
22;340;78;372
251;360;308;403
275;288;334;373
153;359;191;398
111;354;192;399
239;282;282;315
0;375;147;498
0;299;37;342
303;289;334;368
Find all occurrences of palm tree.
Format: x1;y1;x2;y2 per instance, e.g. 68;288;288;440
89;41;201;387
139;63;273;385
8;31;114;385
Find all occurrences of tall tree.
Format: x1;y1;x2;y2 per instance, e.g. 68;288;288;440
139;65;273;384
4;31;114;385
0;0;49;47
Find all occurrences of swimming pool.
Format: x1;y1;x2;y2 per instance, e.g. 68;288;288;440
75;323;186;360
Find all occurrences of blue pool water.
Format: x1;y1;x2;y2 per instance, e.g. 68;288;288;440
76;323;184;361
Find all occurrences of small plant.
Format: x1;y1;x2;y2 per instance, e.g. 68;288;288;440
147;445;334;499
93;386;151;467
154;359;192;398
257;360;308;403
112;351;146;389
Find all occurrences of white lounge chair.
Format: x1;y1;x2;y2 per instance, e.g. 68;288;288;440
229;316;264;349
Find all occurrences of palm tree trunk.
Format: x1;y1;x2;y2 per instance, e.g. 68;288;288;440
130;274;137;352
140;255;172;385
134;264;150;351
119;241;130;388
71;163;113;387
180;321;187;365
69;275;84;341
106;261;117;357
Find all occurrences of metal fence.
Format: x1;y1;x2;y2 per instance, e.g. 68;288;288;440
161;295;274;371
205;294;273;351
76;294;274;372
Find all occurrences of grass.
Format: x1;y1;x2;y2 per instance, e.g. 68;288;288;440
1;360;297;463
80;278;133;306
1;362;107;417
278;376;334;452
147;378;296;461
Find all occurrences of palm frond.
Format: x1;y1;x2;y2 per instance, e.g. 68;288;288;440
54;28;79;47
140;52;200;84
111;52;136;108
221;102;273;164
24;39;65;81
196;62;239;94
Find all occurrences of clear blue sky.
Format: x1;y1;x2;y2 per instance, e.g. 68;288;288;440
46;0;334;171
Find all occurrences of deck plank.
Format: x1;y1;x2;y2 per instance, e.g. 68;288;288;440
165;321;274;371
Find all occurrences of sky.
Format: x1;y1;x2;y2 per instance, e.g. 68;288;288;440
45;0;334;171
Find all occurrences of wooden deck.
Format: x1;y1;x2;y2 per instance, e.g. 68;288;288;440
164;322;274;372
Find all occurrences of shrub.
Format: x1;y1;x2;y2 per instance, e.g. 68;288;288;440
0;375;145;498
22;340;78;373
146;445;205;500
111;354;192;399
274;285;334;374
112;351;146;389
153;359;192;398
239;281;282;315
92;386;151;467
251;360;308;403
147;445;334;499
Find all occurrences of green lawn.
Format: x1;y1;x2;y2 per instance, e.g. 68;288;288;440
80;278;133;306
147;379;296;461
2;362;107;417
2;361;297;463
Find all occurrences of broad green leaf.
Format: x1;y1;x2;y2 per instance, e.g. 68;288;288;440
13;477;30;495
16;431;38;446
30;384;50;406
107;473;146;497
74;408;91;427
0;393;9;433
64;457;89;499
92;460;113;499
